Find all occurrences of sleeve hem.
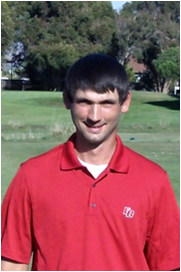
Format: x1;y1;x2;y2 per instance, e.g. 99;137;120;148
151;260;180;271
1;248;31;265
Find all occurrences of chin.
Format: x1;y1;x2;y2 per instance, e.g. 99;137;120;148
83;134;105;145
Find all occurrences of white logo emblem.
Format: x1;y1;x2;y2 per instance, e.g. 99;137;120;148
123;207;135;218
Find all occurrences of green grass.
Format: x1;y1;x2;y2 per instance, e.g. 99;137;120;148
1;90;180;202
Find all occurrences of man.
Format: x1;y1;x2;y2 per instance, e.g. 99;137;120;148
1;54;180;271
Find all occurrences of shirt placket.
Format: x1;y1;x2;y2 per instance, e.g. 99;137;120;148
87;182;99;216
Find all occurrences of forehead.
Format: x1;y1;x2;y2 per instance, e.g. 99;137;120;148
75;89;119;101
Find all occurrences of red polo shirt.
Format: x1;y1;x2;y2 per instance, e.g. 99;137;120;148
1;134;180;271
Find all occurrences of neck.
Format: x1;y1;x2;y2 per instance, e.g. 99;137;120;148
74;134;117;165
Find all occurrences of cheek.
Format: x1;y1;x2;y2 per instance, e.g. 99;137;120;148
104;108;121;119
71;106;88;120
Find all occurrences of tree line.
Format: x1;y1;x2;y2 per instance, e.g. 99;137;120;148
1;1;180;93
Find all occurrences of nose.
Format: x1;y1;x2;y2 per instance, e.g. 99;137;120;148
88;104;101;122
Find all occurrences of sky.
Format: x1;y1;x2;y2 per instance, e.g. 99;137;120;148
111;1;129;11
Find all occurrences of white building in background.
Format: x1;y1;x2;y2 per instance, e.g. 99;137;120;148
174;82;180;96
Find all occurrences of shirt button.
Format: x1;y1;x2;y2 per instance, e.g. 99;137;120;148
91;203;96;208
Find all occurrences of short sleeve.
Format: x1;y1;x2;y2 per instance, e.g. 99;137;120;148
144;172;180;271
1;165;32;264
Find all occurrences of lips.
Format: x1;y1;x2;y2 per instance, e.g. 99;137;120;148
86;124;104;128
85;121;105;128
84;122;105;133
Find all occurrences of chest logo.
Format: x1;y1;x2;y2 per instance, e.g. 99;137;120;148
123;206;135;218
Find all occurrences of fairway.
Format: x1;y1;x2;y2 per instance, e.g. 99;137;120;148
1;91;180;203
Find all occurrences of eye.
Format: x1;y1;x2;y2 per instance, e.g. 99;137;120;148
76;99;92;106
101;100;116;107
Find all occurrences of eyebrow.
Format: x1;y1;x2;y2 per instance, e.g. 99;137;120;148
75;97;118;104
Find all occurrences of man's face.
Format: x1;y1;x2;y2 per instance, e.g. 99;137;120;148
67;89;130;147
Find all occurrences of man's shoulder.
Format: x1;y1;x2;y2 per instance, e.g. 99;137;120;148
125;144;166;174
22;142;66;169
122;145;170;193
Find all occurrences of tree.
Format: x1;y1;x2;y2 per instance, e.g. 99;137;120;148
153;47;180;93
1;1;15;55
125;66;135;83
115;1;180;92
6;1;117;90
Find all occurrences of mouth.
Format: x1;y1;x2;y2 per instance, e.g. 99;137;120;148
84;123;105;132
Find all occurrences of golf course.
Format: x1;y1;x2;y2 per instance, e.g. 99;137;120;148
1;90;180;203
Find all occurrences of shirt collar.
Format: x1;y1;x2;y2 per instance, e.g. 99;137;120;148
60;133;129;174
60;134;81;170
108;135;129;173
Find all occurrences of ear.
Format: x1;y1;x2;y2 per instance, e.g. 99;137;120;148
121;92;131;113
63;91;71;109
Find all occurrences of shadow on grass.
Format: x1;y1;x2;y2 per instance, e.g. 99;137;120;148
145;99;180;111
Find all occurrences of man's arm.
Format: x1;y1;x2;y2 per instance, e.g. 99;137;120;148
1;257;28;271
